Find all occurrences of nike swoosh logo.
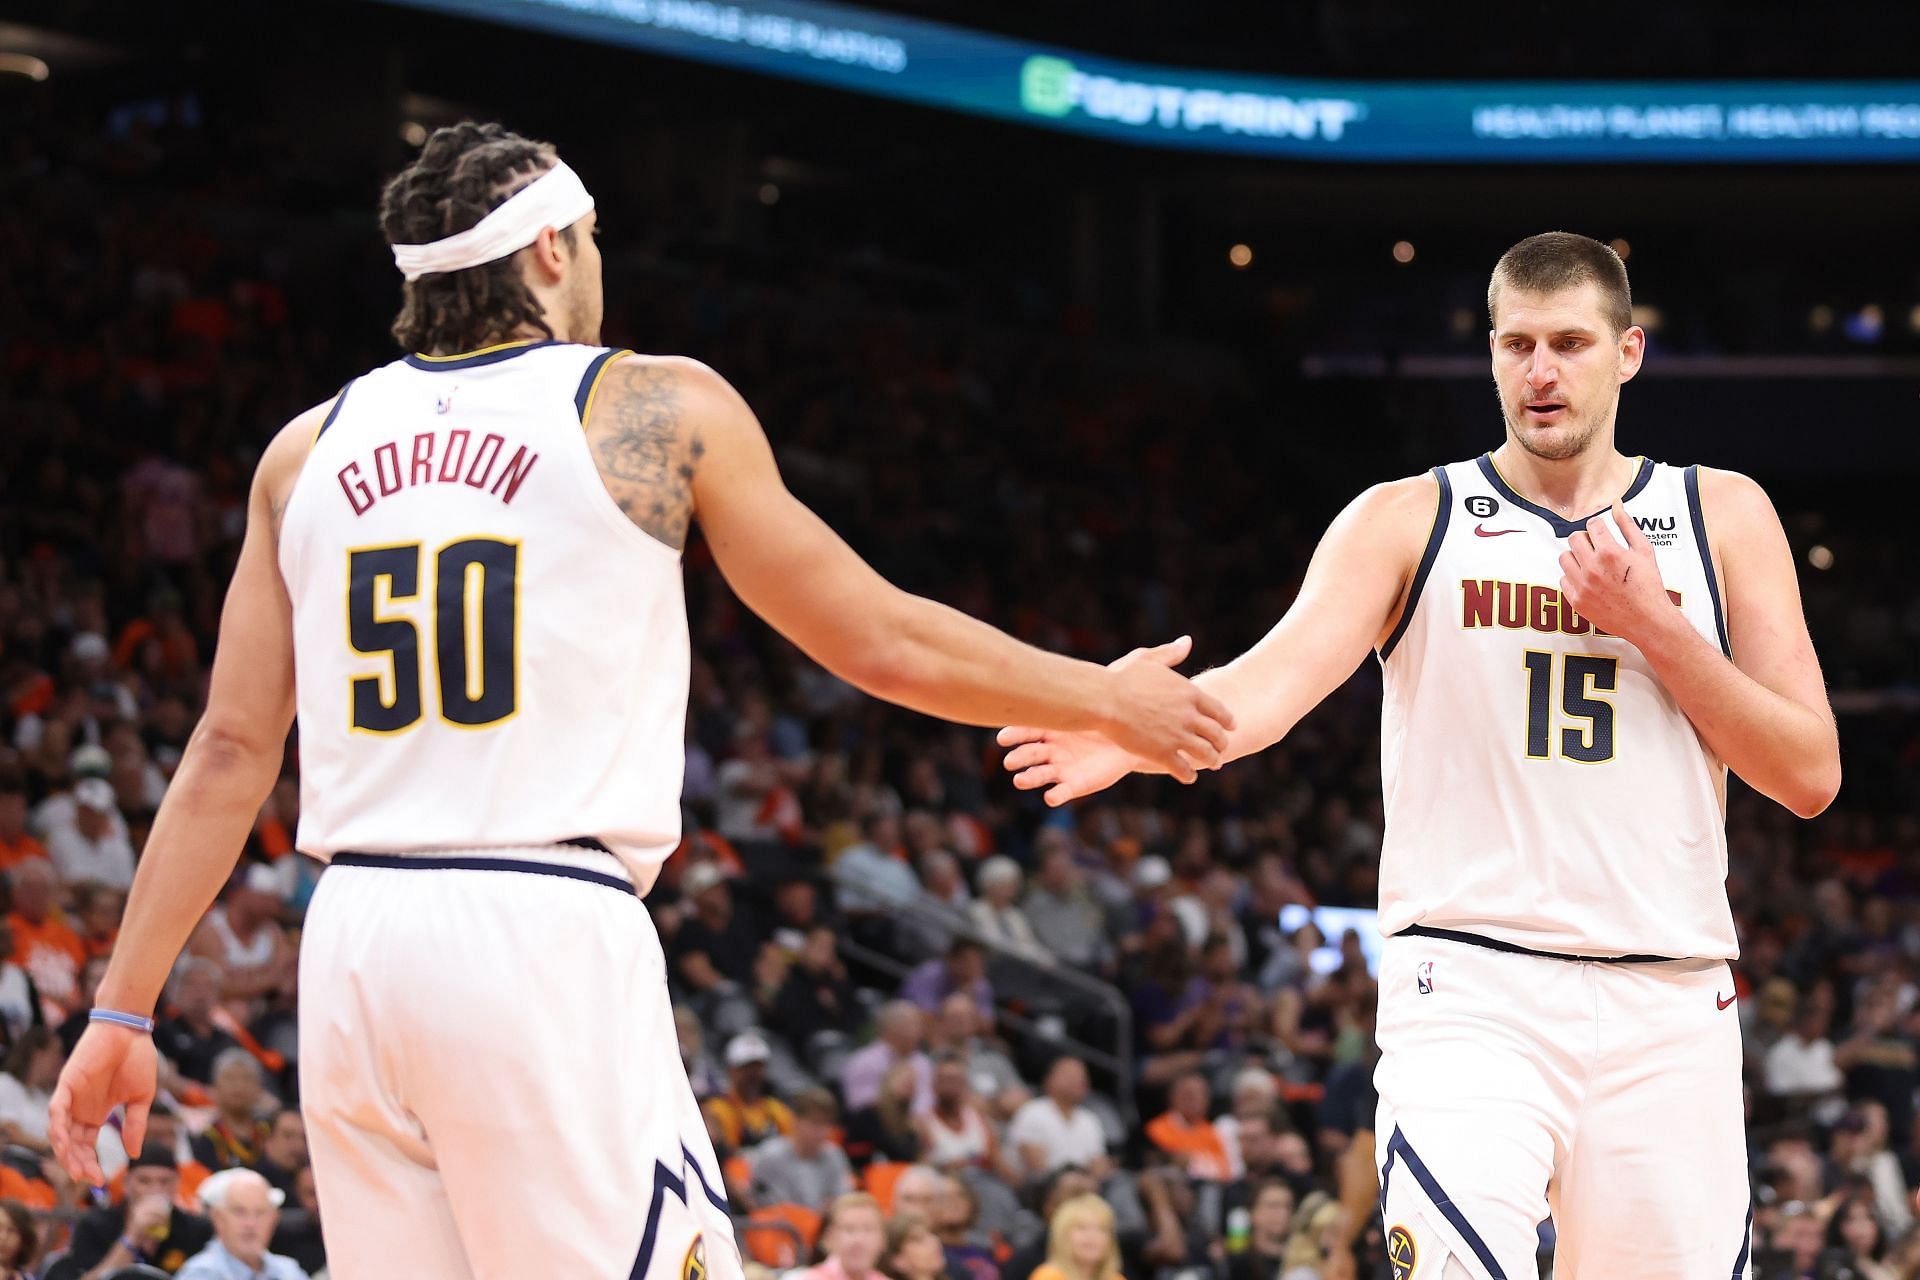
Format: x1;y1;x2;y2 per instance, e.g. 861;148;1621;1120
1473;524;1524;537
1716;993;1736;1010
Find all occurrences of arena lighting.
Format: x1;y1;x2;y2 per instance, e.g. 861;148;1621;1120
1228;243;1253;268
1844;304;1885;342
1808;304;1835;333
1609;237;1631;260
1392;240;1415;264
372;0;1920;163
757;182;780;204
400;120;429;146
0;52;49;81
1908;303;1920;334
1630;303;1663;332
1808;545;1834;570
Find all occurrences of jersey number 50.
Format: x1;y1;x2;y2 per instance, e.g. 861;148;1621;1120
347;538;519;733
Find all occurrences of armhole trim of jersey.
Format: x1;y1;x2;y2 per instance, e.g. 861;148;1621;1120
575;348;634;424
312;379;356;444
1379;466;1450;662
1684;464;1732;658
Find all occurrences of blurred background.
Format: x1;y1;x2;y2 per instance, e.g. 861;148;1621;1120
0;2;1917;1277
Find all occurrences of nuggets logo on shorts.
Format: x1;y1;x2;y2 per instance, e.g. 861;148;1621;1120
1387;1224;1417;1279
682;1233;707;1280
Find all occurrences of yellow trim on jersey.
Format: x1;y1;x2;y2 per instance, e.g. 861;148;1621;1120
580;349;634;426
345;542;424;738
411;338;545;363
428;534;523;732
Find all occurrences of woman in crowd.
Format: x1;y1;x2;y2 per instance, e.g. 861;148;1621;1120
804;1193;888;1280
845;1061;923;1170
1823;1197;1899;1280
0;1029;62;1156
882;1213;951;1280
1226;1180;1296;1280
0;1201;35;1280
1031;1194;1121;1280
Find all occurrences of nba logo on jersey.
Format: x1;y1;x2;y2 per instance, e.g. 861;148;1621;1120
435;387;457;414
1416;961;1434;995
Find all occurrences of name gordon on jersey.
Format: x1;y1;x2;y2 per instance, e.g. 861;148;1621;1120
1461;578;1681;638
336;429;539;516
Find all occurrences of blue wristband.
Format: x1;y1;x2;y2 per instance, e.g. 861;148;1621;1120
89;1009;156;1034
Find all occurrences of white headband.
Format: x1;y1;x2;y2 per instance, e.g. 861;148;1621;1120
390;161;594;283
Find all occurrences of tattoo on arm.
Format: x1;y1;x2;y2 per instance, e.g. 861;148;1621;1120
593;363;704;550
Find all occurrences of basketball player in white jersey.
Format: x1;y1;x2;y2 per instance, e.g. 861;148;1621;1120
45;123;1235;1279
999;233;1841;1277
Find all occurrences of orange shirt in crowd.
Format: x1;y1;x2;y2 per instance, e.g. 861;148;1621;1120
0;1166;57;1211
1144;1110;1234;1181
9;910;87;1012
108;1159;212;1211
0;833;46;873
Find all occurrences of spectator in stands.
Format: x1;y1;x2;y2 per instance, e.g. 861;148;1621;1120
47;1146;213;1279
771;924;861;1048
749;1087;855;1211
157;958;238;1086
102;1108;211;1208
1022;833;1109;973
919;1054;1001;1176
999;1167;1098;1280
704;1031;794;1155
254;1109;308;1200
0;1200;35;1280
1830;1102;1912;1235
0;920;39;1049
844;1060;923;1170
1835;975;1920;1145
677;1005;726;1100
1766;979;1846;1115
43;778;135;890
0;1026;61;1155
269;1164;327;1277
892;1165;945;1224
833;813;920;915
882;1213;950;1280
843;1001;933;1113
1820;1196;1897;1280
56;955;108;1054
1766;1203;1824;1280
178;1167;308;1280
1146;1073;1233;1182
967;858;1048;966
0;780;45;871
7;857;84;1016
70;882;123;960
1031;1193;1119;1280
191;1049;274;1171
804;1192;887;1280
674;863;760;992
902;940;993;1022
932;1174;998;1280
1225;1179;1296;1280
1215;1068;1280;1174
1007;1058;1110;1181
187;864;295;1015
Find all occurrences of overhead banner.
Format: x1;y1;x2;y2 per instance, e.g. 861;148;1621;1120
381;0;1920;162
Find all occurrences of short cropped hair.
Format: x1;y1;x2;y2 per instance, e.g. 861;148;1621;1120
1488;232;1632;335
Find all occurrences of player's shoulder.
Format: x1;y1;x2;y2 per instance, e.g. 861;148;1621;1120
1690;465;1781;533
254;394;339;495
1342;470;1445;531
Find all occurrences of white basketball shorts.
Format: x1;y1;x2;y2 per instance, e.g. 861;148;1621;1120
297;847;743;1280
1373;930;1752;1279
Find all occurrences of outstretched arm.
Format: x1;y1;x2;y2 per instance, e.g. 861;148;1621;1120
1002;475;1434;805
1558;473;1839;817
51;406;317;1181
583;356;1232;778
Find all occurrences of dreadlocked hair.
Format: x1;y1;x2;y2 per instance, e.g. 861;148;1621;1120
379;121;578;354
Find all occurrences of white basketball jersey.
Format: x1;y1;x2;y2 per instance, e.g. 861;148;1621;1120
1376;454;1736;959
277;340;688;864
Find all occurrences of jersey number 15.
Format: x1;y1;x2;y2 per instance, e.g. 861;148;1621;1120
347;538;519;733
1523;651;1617;764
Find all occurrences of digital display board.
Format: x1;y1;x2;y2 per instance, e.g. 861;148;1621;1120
380;0;1920;162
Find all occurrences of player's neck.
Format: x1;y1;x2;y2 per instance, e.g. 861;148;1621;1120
1489;441;1636;519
